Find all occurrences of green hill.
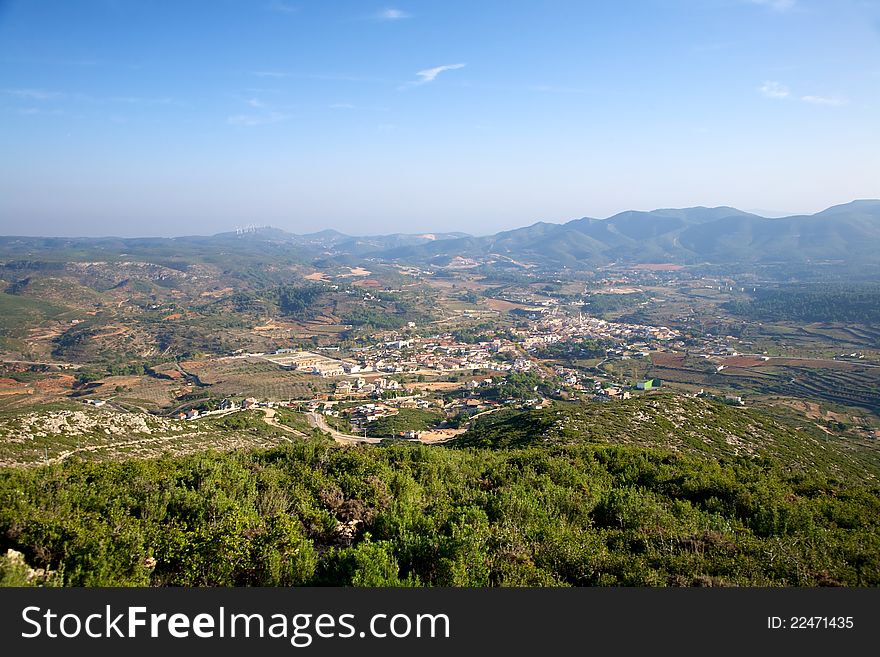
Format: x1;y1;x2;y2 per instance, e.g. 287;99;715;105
2;435;879;587
4;201;879;271
2;392;880;588
454;396;880;485
378;200;880;269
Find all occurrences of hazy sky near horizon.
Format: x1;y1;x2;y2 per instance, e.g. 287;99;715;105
1;0;879;237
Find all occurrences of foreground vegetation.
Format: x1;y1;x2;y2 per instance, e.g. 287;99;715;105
2;429;878;586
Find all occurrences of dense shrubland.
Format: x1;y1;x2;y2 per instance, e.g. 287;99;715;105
2;431;878;587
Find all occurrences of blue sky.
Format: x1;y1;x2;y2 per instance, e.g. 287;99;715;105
1;0;879;237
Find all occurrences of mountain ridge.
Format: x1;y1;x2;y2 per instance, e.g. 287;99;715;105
1;200;878;268
373;200;880;268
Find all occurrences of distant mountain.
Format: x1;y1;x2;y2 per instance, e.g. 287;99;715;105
676;200;880;264
0;227;472;264
210;226;471;255
375;201;880;268
2;201;878;270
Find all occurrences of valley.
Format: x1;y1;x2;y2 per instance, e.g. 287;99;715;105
2;202;880;587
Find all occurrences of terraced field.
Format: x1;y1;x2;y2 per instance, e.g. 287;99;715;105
77;374;182;412
773;366;880;414
745;323;880;360
650;353;880;417
181;357;333;401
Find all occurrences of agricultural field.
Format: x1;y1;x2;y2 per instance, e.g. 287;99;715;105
74;375;183;413
180;357;333;402
648;352;880;427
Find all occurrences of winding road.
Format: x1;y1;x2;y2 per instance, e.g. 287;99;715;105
305;411;382;445
258;408;308;438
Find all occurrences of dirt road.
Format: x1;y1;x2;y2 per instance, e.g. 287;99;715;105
305;412;382;445
258;408;309;438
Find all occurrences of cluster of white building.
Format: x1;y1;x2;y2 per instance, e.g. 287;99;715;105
537;314;682;344
335;376;402;397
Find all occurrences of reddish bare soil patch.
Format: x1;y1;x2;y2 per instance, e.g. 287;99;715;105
0;378;30;397
151;366;183;380
352;279;382;288
485;298;530;312
651;352;686;367
33;374;76;394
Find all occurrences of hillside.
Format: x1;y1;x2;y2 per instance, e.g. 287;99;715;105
454;396;880;485
2;435;879;587
0;228;471;264
2;393;880;587
3;201;878;272
378;200;880;269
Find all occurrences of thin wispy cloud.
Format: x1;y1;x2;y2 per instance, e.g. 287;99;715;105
376;8;411;21
17;107;65;116
252;71;391;84
747;0;797;11
3;88;65;100
267;2;298;15
801;95;848;106
3;88;182;106
417;63;466;83
307;72;391;83
252;70;289;78
758;81;848;107
758;80;790;98
526;84;584;94
227;96;290;126
692;42;737;53
227;111;289;126
108;95;181;106
329;102;389;111
404;63;466;88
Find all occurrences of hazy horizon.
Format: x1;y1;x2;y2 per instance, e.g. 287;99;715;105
2;0;879;237
0;198;877;240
